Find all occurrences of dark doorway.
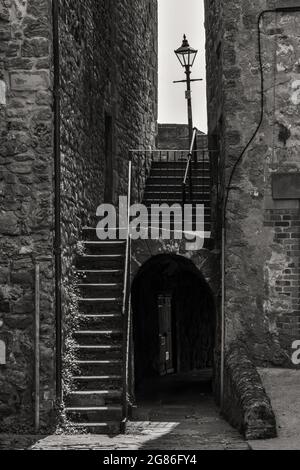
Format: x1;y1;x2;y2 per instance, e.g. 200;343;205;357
104;112;114;203
131;254;215;401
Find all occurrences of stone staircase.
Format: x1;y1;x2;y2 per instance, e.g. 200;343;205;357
64;157;211;434
142;160;211;235
65;232;126;434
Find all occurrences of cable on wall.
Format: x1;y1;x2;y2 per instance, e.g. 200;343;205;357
223;6;300;219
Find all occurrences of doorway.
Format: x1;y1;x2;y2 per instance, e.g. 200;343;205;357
104;112;114;203
131;254;215;403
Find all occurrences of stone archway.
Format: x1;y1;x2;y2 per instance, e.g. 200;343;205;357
131;252;216;399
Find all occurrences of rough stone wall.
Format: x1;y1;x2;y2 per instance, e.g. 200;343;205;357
205;0;300;367
58;0;158;289
0;0;158;432
223;342;277;439
157;124;207;150
0;0;55;431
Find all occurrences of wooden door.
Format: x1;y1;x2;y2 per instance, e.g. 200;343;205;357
158;294;174;376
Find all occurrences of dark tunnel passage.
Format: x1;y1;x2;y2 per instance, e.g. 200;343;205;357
131;254;216;401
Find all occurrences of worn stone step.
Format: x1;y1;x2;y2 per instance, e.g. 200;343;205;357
145;184;211;192
82;241;126;255
78;313;123;330
144;193;211;201
72;375;122;391
67;390;122;407
74;329;122;345
77;254;124;270
66;406;122;422
69;422;120;435
78;298;122;314
74;359;122;375
143;200;211;206
82;227;126;242
78;283;123;298
151;161;210;169
77;269;124;284
75;344;122;361
147;176;210;185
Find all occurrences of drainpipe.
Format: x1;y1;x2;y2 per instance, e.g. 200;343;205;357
52;0;62;403
34;263;40;433
220;225;225;410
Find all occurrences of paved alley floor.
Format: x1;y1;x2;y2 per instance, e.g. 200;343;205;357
30;371;248;450
249;368;300;450
30;398;248;450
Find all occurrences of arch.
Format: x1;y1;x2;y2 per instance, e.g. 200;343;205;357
131;254;216;392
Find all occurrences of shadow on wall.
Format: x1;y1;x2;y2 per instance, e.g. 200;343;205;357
131;254;216;390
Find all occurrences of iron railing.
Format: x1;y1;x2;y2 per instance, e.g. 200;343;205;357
183;127;198;204
121;156;133;432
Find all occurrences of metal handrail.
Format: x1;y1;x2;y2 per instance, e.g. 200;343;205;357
121;156;133;432
183;127;198;203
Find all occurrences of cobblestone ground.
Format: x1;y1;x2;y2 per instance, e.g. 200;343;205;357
28;396;248;450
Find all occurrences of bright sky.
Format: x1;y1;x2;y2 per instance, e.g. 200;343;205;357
158;0;207;132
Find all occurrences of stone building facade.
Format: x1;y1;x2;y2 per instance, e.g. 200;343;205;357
0;0;157;431
205;0;300;367
157;123;208;150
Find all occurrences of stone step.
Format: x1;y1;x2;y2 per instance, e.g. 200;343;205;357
77;269;124;284
78;313;123;330
143;200;211;206
65;406;122;422
74;330;122;346
75;344;122;361
149;168;210;177
151;161;210;169
82;241;126;255
67;390;122;407
144;193;211;201
82;227;127;242
78;298;122;314
147;176;210;186
69;422;120;435
78;283;123;298
72;375;122;391
74;359;122;375
145;184;211;192
77;254;124;270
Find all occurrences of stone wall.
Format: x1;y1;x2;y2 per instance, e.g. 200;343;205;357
223;342;277;439
59;0;158;283
0;0;55;432
205;0;300;367
0;0;158;432
157;124;207;150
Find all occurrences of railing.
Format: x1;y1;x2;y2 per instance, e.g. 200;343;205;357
121;156;133;432
182;127;198;205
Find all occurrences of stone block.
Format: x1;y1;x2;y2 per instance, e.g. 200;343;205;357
0;212;20;235
272;173;300;199
10;72;50;91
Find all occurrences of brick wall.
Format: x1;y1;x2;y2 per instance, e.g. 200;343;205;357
264;208;300;360
205;0;300;367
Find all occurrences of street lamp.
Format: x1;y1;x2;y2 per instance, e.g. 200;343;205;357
174;35;201;145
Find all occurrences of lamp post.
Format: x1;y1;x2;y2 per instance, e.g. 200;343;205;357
174;35;202;146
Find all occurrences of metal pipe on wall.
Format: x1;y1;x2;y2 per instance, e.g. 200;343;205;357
35;263;40;433
220;226;225;409
52;0;63;403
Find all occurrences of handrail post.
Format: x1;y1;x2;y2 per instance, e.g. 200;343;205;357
121;154;133;433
